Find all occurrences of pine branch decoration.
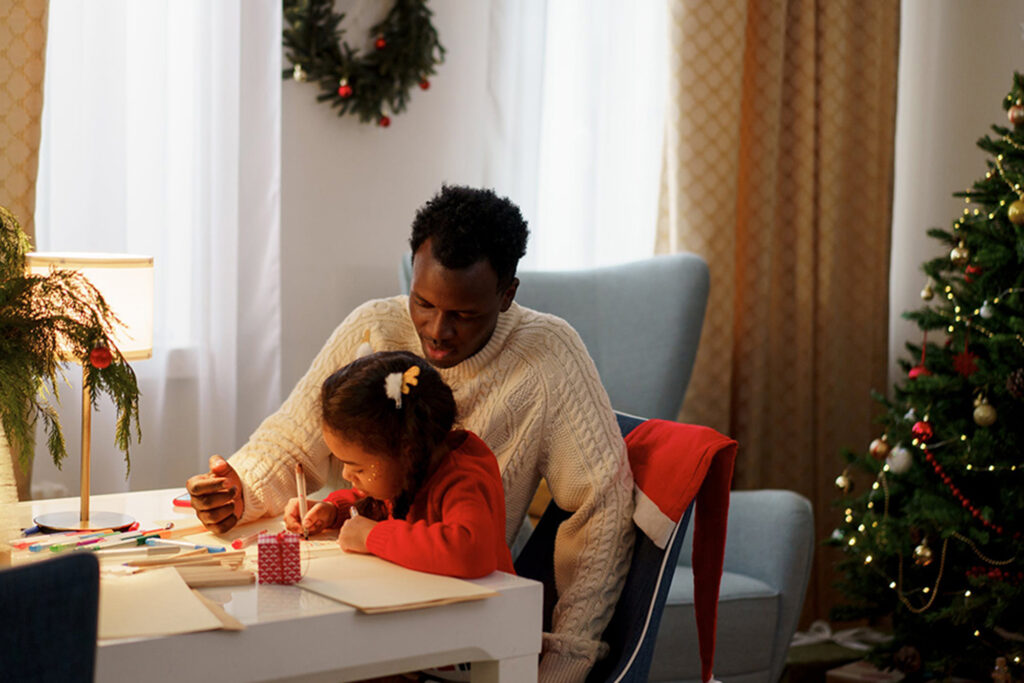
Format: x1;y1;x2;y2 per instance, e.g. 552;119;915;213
0;206;141;474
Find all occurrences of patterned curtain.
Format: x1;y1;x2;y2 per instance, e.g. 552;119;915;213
1;0;48;502
1;1;48;242
657;0;899;623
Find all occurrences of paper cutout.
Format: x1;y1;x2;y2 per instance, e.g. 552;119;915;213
98;567;224;639
298;553;496;613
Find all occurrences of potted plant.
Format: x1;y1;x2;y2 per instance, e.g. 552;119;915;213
0;205;142;503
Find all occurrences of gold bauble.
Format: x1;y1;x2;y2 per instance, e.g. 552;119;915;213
834;472;852;493
292;64;307;82
950;241;970;267
1009;198;1024;226
920;283;934;300
869;437;891;459
973;402;997;427
914;542;933;567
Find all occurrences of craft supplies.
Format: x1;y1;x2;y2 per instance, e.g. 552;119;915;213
295;463;309;539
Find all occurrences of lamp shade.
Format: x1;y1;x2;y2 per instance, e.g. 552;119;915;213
25;252;154;360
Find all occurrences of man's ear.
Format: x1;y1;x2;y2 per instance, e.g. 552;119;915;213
499;277;519;312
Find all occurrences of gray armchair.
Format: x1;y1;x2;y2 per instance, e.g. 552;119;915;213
652;489;815;682
399;252;710;420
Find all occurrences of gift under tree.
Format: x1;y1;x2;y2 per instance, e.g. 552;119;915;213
830;73;1024;680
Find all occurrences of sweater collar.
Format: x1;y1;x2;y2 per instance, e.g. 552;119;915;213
436;301;523;382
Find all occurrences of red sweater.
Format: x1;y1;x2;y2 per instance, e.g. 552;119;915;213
325;431;515;579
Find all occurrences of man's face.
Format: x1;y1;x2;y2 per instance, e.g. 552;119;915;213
408;239;517;369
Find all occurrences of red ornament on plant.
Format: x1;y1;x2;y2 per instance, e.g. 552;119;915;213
375;36;387;49
90;346;113;369
378;115;391;128
338;79;353;98
953;350;979;377
419;79;430;90
964;264;982;283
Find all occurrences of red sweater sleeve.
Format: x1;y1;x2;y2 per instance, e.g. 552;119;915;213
363;435;513;578
323;488;364;528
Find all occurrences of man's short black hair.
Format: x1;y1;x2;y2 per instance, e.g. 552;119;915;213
409;185;529;288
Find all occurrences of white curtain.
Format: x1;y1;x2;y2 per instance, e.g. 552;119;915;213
483;0;667;271
33;0;281;497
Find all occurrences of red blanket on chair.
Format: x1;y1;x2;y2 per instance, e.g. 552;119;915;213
626;419;737;683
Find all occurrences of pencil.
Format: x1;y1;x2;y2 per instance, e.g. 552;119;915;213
295;463;309;539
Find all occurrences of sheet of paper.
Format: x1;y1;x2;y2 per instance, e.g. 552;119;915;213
98;566;224;639
298;553;496;613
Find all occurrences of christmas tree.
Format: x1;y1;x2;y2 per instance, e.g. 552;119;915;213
830;73;1024;679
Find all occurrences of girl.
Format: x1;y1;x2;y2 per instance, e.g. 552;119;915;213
283;350;514;579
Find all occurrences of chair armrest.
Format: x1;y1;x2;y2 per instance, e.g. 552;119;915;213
676;488;814;683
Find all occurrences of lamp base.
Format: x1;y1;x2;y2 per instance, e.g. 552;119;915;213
34;510;135;533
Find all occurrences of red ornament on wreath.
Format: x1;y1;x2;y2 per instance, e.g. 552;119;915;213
911;420;933;441
89;346;113;369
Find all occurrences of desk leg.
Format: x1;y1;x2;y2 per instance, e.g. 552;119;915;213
472;655;537;683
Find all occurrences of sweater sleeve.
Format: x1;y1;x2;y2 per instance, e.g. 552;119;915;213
228;299;400;524
364;455;507;579
535;323;635;683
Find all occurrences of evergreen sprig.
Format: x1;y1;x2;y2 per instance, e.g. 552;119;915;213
282;0;445;124
0;206;141;475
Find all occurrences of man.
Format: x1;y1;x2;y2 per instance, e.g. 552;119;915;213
187;185;634;683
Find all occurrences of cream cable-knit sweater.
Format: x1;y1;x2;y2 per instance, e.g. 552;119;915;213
229;296;635;683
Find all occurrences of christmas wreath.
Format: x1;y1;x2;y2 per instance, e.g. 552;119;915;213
282;0;445;127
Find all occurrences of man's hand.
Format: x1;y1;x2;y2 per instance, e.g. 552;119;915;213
284;499;338;536
338;515;376;554
186;455;243;534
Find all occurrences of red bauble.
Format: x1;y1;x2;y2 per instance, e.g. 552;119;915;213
375;37;387;49
908;365;932;378
338;84;353;98
1009;103;1024;126
89;346;113;369
378;115;391;128
964;264;982;283
419;79;430;90
911;420;933;441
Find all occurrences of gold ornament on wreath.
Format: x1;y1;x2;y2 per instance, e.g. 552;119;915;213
282;0;446;126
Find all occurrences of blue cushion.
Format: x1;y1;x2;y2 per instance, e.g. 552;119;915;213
649;567;779;681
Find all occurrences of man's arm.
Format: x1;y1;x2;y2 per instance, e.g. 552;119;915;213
537;328;635;683
186;298;401;531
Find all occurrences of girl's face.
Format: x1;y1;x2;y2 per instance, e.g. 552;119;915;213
322;425;402;501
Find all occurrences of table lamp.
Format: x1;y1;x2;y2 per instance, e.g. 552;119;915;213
24;253;154;532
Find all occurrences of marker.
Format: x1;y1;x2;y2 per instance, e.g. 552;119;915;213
231;528;269;550
21;525;41;536
295;463;309;539
145;538;226;553
51;530;147;553
93;544;180;558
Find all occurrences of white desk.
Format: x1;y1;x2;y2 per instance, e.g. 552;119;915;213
14;489;543;683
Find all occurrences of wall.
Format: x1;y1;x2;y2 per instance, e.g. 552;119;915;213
889;0;1024;388
280;1;492;394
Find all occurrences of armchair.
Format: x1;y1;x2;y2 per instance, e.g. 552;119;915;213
399;251;710;420
651;489;815;682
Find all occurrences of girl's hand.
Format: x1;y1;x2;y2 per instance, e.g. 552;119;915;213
338;515;376;553
284;499;338;534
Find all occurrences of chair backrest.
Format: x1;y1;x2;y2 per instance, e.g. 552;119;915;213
513;412;695;683
399;252;710;420
0;552;100;683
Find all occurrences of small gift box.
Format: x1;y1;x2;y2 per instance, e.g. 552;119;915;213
257;531;301;584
